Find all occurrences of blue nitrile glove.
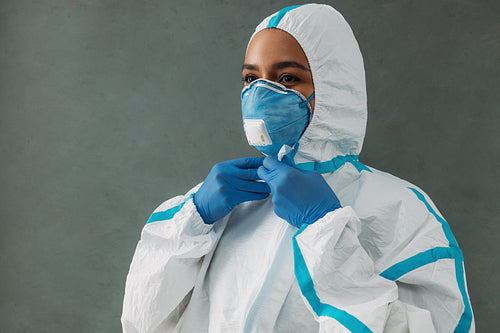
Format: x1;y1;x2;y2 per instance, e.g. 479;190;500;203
194;157;271;224
257;155;341;228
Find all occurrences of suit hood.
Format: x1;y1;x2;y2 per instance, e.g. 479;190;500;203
249;4;368;171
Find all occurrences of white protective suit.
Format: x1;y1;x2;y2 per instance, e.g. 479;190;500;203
121;4;474;333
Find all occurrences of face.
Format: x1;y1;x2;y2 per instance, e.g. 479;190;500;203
242;28;315;111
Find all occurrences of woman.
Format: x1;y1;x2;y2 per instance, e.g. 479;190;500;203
122;4;474;332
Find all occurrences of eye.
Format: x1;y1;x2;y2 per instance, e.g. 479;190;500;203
243;74;257;84
280;74;299;84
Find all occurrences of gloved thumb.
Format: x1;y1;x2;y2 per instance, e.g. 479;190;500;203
257;165;272;182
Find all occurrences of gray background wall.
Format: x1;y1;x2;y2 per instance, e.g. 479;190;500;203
1;0;498;331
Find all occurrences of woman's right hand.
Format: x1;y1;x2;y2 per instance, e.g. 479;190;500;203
193;157;271;224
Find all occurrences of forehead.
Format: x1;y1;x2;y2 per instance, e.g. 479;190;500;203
244;28;309;67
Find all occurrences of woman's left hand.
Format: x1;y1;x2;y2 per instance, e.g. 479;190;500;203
257;155;342;228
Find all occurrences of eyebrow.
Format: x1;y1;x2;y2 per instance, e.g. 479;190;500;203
242;61;310;72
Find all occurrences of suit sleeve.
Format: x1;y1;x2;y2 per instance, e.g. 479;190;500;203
121;186;223;333
293;203;474;333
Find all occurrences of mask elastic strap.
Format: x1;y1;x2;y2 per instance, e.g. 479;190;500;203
300;92;315;107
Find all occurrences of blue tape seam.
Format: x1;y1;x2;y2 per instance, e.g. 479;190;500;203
407;188;459;249
379;246;460;281
292;224;373;333
290;150;373;329
146;193;195;224
380;187;472;332
292;185;472;332
295;154;372;174
453;259;473;333
267;5;305;28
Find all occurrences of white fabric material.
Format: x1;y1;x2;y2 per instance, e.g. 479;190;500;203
121;4;474;332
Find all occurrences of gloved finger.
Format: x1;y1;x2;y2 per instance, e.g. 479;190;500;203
262;155;287;171
234;178;271;193
257;165;271;181
236;167;262;181
243;192;270;202
231;157;265;169
257;165;281;185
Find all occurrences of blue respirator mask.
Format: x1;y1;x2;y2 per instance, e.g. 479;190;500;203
241;79;314;156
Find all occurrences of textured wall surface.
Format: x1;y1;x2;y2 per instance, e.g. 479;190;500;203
1;0;498;331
